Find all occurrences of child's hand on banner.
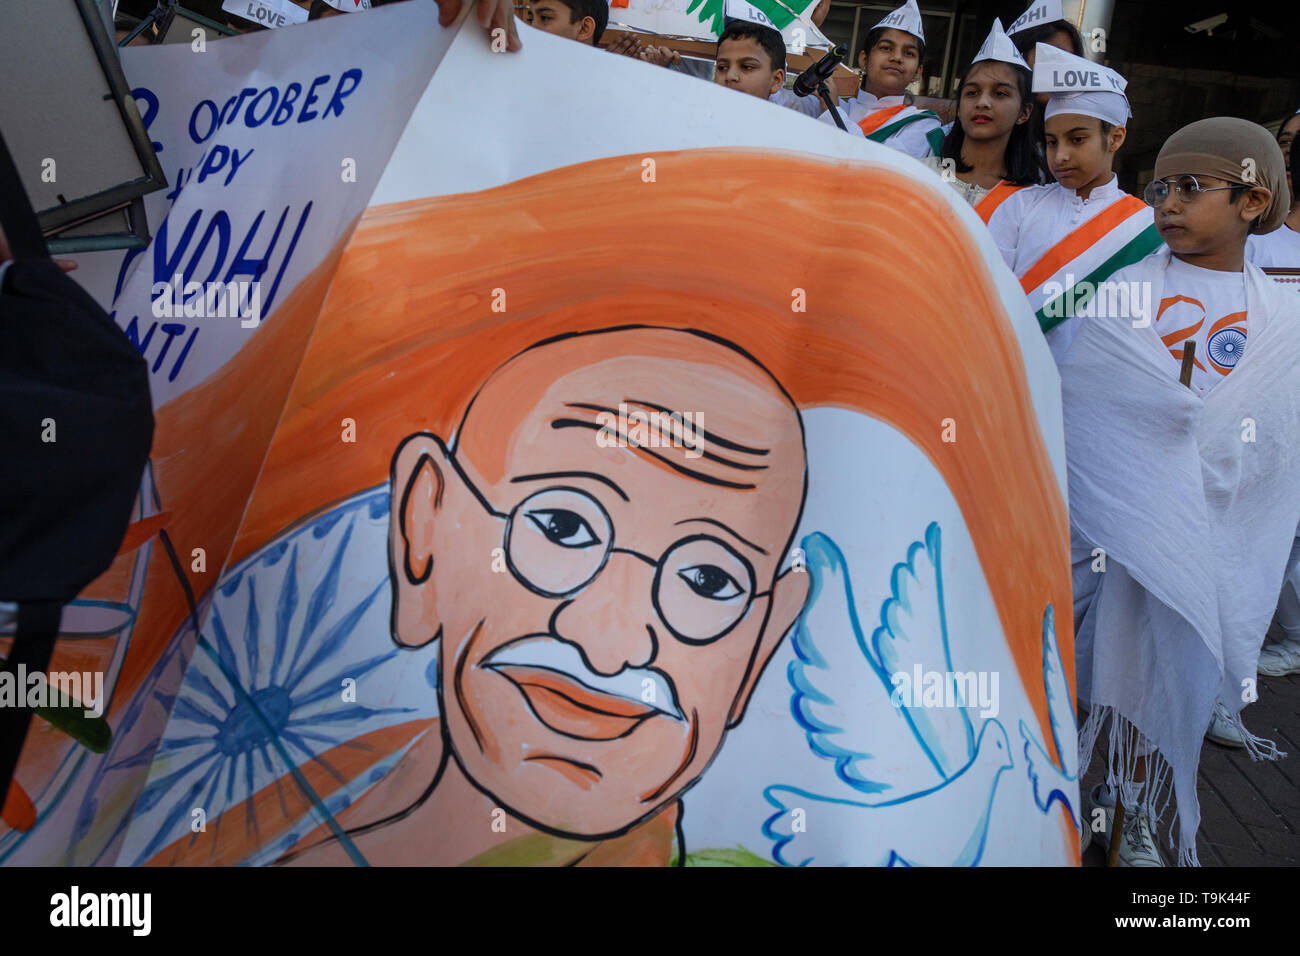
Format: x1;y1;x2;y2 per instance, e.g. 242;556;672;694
436;0;522;51
639;45;682;68
606;33;642;58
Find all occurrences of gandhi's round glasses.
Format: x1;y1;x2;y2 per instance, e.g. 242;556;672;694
1143;175;1249;207
492;486;768;645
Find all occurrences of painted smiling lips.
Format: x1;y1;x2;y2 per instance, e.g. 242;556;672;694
493;665;660;740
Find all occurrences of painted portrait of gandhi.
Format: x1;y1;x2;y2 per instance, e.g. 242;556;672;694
285;325;809;865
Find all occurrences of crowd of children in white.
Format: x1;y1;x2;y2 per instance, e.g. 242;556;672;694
515;0;1300;868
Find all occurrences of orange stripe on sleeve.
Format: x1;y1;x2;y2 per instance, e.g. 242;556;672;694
1018;195;1149;294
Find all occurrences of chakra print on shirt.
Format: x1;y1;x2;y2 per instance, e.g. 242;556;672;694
1156;295;1247;379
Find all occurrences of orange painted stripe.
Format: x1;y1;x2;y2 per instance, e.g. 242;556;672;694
1208;310;1246;335
975;182;1023;224
143;718;434;866
1019;195;1149;294
1;779;36;832
857;104;908;136
115;512;170;556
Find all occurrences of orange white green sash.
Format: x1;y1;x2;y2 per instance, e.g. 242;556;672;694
857;104;944;154
1019;194;1164;333
975;181;1023;224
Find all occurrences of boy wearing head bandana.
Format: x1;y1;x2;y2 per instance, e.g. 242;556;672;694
986;45;1163;362
1057;118;1300;867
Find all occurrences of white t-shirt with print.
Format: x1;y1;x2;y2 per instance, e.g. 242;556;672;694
1153;256;1249;397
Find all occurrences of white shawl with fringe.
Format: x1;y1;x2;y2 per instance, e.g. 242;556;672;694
1059;247;1300;865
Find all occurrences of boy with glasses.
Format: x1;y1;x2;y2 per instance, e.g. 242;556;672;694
1058;117;1300;866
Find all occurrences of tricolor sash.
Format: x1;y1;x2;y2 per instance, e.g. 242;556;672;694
975;181;1023;224
1019;194;1163;332
858;104;943;154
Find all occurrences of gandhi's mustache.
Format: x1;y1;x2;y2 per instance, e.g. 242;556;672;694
481;635;684;720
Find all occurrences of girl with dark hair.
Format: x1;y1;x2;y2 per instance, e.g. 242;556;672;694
932;20;1047;215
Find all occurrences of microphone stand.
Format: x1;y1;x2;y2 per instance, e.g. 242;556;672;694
818;79;847;131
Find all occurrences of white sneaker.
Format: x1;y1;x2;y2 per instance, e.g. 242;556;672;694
1258;639;1300;678
1089;785;1165;866
1117;811;1165;867
1206;699;1245;748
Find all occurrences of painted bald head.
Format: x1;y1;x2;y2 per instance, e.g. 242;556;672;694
388;326;809;838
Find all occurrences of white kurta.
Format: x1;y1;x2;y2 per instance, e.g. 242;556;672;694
769;87;830;118
986;175;1146;359
1247;223;1300;299
1061;247;1300;865
816;89;941;159
1247;222;1300;631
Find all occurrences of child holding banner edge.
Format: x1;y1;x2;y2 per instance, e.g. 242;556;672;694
817;0;943;158
986;44;1161;362
1060;118;1298;866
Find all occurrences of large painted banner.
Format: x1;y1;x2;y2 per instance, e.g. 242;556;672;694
3;3;1078;866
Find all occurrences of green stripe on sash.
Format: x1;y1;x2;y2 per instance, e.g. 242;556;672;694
925;126;946;156
1035;224;1165;334
865;110;941;145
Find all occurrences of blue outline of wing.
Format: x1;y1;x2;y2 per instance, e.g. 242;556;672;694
1041;604;1078;780
788;532;914;796
1018;604;1079;825
761;717;1011;868
870;522;975;779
